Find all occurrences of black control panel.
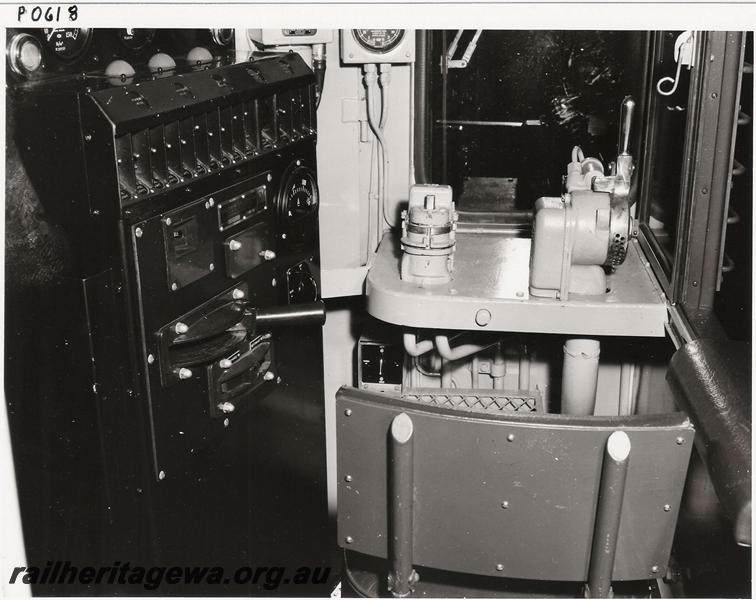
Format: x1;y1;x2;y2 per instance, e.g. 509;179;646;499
7;31;330;588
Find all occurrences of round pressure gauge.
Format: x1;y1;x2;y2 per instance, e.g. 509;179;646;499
7;33;44;77
210;29;234;47
352;29;405;53
41;28;92;60
116;28;156;51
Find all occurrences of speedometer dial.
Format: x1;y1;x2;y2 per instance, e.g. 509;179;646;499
352;29;405;53
278;162;319;250
42;28;92;60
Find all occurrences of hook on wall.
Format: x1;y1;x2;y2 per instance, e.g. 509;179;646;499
656;31;697;97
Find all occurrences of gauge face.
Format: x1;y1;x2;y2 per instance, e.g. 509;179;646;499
278;164;319;249
210;28;234;46
7;33;44;76
352;29;404;53
116;28;156;51
42;28;92;60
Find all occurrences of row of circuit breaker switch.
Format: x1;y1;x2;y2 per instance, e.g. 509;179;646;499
115;84;316;203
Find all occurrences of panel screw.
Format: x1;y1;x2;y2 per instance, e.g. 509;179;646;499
663;504;671;512
223;418;229;427
84;134;92;141
175;322;189;334
345;409;353;417
271;278;277;287
171;282;178;291
651;565;659;574
501;501;509;509
147;354;155;364
267;174;272;182
209;263;215;271
345;536;354;544
701;187;708;195
711;92;718;99
344;475;353;482
229;239;242;251
496;564;504;572
208;198;215;206
135;227;143;238
675;437;685;445
178;367;193;380
232;288;245;300
217;401;235;414
507;434;515;442
158;470;166;480
219;358;233;369
165;217;172;226
264;371;275;381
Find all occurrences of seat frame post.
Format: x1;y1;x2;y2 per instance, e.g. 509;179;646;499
586;430;631;598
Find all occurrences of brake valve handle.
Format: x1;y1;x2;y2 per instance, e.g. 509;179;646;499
615;96;635;185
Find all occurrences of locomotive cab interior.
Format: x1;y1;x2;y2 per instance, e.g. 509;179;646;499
3;26;752;598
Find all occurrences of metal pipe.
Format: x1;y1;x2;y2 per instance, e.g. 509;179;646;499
518;344;531;391
254;301;326;328
492;343;506;390
440;359;453;388
618;363;635;416
403;332;434;357
435;335;492;362
587;431;631;598
413;30;428;184
388;413;417;597
618;96;636;156
561;339;600;415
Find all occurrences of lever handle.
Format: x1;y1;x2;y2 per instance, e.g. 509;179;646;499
254;301;326;328
618;96;635;156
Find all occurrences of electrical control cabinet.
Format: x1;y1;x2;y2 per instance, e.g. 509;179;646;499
6;31;334;594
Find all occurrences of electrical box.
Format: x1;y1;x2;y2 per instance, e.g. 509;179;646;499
248;29;333;46
340;29;415;64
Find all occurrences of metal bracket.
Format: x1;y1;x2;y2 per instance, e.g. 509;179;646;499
442;30;482;71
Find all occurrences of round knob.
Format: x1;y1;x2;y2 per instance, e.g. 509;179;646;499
228;239;242;251
147;52;177;74
186;46;214;66
177;367;193;380
263;371;275;381
259;249;276;261
217;401;235;414
232;288;245;300
174;321;189;334
219;358;233;369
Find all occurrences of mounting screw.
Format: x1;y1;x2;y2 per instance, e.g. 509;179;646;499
507;434;515;442
501;501;509;509
496;564;504;572
675;437;685;445
147;353;155;364
267;174;272;182
171;282;178;291
178;367;193;380
223;418;229;427
344;475;353;482
345;409;353;417
344;536;354;544
209;263;215;271
158;470;166;480
217;401;235;414
208;198;215;207
264;371;275;381
219;358;233;369
281;233;287;240
651;565;659;574
165;217;172;226
84;134;92;141
259;249;276;261
232;288;245;300
175;322;189;334
135;227;143;238
663;504;672;512
271;278;277;287
229;239;242;251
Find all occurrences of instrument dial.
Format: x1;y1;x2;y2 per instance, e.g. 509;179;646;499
116;28;156;51
210;29;234;46
352;29;405;53
278;163;319;249
7;33;44;76
42;28;92;60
